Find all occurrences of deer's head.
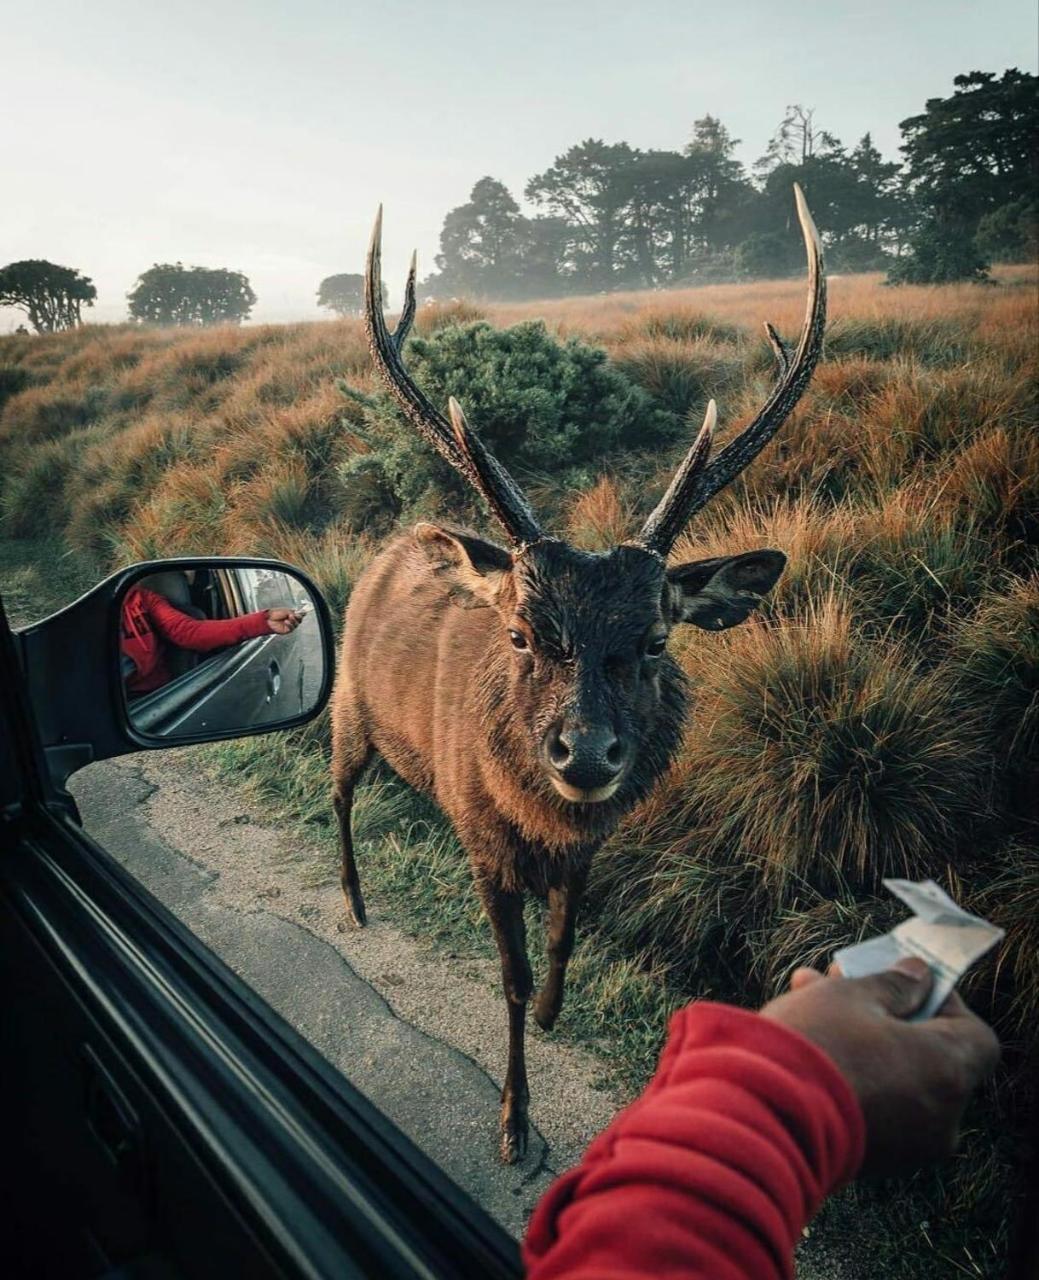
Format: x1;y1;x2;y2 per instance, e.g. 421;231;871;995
364;190;825;806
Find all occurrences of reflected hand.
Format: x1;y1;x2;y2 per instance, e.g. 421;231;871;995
267;608;302;635
760;958;999;1177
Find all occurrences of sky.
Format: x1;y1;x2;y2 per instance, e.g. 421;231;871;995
2;0;1036;329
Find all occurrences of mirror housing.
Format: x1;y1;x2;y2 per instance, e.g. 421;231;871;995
14;557;335;791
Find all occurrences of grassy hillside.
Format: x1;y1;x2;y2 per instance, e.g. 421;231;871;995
1;267;1036;1278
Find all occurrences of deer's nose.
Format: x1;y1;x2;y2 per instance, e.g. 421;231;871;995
545;723;625;792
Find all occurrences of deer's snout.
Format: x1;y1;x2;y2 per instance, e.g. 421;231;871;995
543;722;627;802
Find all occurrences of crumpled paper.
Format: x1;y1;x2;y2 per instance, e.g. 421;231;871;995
833;879;1004;1021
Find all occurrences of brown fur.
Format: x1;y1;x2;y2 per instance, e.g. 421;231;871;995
331;526;785;1162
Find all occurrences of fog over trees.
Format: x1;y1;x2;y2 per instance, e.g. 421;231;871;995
419;69;1036;299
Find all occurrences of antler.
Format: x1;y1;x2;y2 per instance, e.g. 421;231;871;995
636;184;826;557
364;208;542;549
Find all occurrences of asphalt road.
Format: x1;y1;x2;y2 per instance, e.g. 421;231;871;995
68;747;621;1239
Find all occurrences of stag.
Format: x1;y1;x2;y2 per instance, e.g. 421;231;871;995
332;186;825;1162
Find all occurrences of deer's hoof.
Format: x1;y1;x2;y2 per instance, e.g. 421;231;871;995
532;994;560;1032
500;1115;528;1165
343;888;367;928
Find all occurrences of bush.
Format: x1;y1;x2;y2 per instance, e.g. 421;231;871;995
975;198;1039;264
338;320;678;527
887;220;992;285
734;231;802;280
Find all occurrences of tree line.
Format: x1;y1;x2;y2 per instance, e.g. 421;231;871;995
422;69;1036;299
2;69;1034;333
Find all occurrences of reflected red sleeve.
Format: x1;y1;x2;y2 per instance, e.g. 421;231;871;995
523;1003;864;1280
140;588;270;652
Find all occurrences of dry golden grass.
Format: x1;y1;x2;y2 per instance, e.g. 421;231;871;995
1;267;1036;1278
0;268;1036;1048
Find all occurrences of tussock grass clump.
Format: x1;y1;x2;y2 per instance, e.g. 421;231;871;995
415;299;487;333
934;426;1039;545
566;476;632;550
677;601;988;893
952;576;1039;776
611;336;744;418
625;308;743;345
846;496;993;637
972;844;1039;1039
825;313;974;365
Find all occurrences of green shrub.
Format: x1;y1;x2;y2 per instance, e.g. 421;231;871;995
337;320;678;527
887;220;992;285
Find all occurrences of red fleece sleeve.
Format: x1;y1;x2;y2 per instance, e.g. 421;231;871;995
523;1003;865;1280
140;588;271;652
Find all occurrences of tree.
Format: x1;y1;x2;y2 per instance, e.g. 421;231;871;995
526;140;641;288
0;260;96;333
899;69;1037;224
432;178;529;297
317;273;386;316
757;105;841;173
127;263;256;326
892;69;1038;282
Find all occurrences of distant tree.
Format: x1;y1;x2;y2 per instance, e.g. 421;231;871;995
756;105;841;174
127;263;256;326
526;140;640;288
0;260;96;333
891;69;1038;283
317;272;386;316
433;178;529;296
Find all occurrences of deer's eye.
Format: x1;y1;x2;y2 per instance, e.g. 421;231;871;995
645;634;668;658
508;629;529;651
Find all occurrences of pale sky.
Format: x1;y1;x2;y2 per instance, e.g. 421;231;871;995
3;0;1035;329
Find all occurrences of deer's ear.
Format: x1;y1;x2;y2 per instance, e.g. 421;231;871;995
667;549;786;630
414;524;512;608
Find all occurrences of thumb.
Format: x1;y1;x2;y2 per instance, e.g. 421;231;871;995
854;956;933;1018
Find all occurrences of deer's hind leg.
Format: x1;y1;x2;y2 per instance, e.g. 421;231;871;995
331;684;373;928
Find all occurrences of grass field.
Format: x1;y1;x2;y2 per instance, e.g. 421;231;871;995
1;265;1036;1278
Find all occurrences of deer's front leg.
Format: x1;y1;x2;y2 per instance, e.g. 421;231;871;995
532;859;590;1033
476;875;533;1164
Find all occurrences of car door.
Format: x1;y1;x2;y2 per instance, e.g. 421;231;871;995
0;588;522;1280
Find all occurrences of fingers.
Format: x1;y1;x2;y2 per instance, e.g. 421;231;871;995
789;967;825;991
852;958;933;1018
926;1001;1001;1082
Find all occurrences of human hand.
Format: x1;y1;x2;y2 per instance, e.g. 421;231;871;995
267;608;302;635
760;958;999;1177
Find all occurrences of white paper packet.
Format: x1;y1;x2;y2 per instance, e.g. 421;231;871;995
832;879;1004;1021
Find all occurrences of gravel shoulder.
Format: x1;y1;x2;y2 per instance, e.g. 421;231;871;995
69;746;622;1237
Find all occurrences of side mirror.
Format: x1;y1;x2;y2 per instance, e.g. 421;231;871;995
14;558;335;789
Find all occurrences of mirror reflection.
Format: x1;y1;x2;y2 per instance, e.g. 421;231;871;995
121;565;324;739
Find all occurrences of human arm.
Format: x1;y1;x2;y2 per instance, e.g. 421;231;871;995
523;961;998;1280
139;588;298;652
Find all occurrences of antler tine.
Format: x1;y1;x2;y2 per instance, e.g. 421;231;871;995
637;184;826;557
763;322;790;377
633;401;716;557
393;249;417;355
448;399;542;547
363;208;542;548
